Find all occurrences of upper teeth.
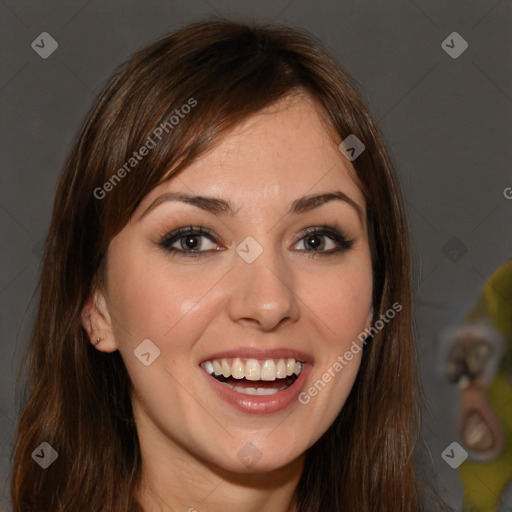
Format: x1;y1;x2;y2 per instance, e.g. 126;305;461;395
201;358;303;381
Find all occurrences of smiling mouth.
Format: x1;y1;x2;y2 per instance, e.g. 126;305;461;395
200;357;304;396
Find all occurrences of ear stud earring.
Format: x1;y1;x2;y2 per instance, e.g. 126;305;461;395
94;337;103;346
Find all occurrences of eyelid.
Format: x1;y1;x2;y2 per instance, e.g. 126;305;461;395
159;225;218;243
292;224;352;243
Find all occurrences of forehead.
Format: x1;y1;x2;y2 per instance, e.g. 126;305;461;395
140;94;365;214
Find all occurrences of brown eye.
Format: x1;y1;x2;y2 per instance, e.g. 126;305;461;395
292;226;354;255
303;234;329;250
159;226;220;257
179;234;206;250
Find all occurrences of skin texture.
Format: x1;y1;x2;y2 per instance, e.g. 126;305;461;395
81;94;374;512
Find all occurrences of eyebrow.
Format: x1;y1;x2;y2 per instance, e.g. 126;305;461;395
137;190;364;223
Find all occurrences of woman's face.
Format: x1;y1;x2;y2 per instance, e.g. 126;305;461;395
90;94;373;474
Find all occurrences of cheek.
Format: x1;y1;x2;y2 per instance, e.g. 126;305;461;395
296;251;372;421
303;254;373;345
107;246;223;350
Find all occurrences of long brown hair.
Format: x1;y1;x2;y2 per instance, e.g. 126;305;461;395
11;17;429;511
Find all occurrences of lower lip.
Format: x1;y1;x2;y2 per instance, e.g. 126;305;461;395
201;364;312;415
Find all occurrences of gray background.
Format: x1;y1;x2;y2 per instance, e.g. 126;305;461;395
1;0;511;510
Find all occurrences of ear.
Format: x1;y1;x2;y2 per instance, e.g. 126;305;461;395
80;289;118;353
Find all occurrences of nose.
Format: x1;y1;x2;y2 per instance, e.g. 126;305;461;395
226;244;300;331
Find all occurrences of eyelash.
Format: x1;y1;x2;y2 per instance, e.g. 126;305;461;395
157;225;354;259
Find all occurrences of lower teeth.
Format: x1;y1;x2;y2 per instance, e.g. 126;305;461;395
222;382;289;395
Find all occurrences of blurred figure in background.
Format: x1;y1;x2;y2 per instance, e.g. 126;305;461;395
443;260;512;512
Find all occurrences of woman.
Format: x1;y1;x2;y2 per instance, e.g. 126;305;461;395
11;17;432;511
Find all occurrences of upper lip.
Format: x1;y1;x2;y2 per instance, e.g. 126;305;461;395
200;347;314;364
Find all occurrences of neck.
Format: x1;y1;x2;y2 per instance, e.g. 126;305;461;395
133;411;304;512
135;449;303;512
